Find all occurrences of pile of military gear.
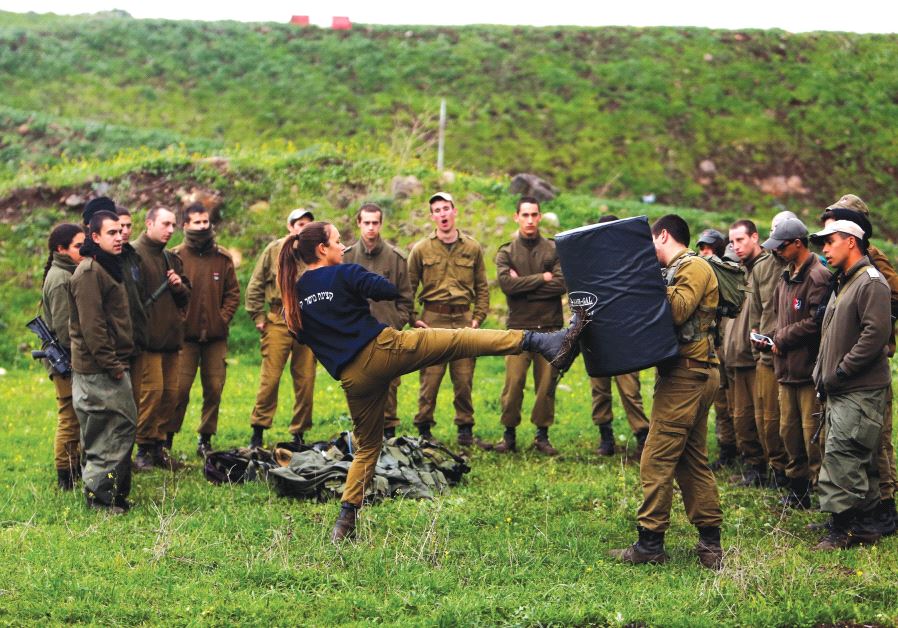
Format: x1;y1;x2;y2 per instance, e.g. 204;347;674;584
203;433;470;503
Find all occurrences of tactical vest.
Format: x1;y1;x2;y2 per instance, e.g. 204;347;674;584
663;253;718;346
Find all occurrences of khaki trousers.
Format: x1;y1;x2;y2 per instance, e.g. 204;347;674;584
714;363;737;448
755;362;787;473
384;377;402;429
877;384;897;500
340;326;524;507
135;351;180;445
637;365;722;533
590;371;649;433
500;348;557;429
250;318;315;435
778;383;822;483
414;309;476;428
731;367;766;467
819;388;886;514
73;370;137;507
52;374;81;471
170;339;228;436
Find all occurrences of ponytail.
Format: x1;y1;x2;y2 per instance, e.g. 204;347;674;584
278;234;303;332
277;221;334;333
43;223;84;285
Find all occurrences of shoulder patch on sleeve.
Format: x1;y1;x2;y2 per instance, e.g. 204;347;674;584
867;267;881;279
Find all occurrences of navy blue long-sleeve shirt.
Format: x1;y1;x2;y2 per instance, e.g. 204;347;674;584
295;263;399;378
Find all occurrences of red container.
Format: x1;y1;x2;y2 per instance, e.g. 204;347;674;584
332;16;351;30
289;15;309;26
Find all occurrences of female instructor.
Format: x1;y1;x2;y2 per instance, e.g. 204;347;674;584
278;222;580;541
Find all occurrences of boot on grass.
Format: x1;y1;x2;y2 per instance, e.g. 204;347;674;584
133;443;157;472
696;526;724;570
533;427;558;456
609;526;669;565
492;428;516;453
331;503;358;543
596;423;615;457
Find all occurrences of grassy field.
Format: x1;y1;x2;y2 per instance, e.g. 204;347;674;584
1;356;897;626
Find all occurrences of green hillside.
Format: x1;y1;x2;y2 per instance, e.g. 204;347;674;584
3;11;898;219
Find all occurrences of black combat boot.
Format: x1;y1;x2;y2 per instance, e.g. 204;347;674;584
164;432;175;450
330;503;358;543
492;427;517;453
383;426;396;440
696;526;724;570
771;468;789;490
417;424;433;440
781;477;812;510
731;464;766;488
813;508;880;550
155;441;186;471
634;428;649;459
874;498;897;536
533;427;559;456
457;424;474;447
291;431;305;447
596;423;615;456
133;443;157;472
196;433;213;458
249;426;264;448
521;310;591;373
609;526;669;564
57;468;75;491
709;444;739;471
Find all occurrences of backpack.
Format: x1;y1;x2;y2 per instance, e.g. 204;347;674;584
667;253;747;318
704;256;748;318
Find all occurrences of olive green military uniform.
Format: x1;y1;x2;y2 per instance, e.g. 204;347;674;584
245;237;316;436
120;242;148;407
813;258;891;515
495;233;565;428
408;230;490;429
133;234;191;447
722;251;767;468
42;252;81;472
869;245;898;502
749;251;788;476
343;236;414;430
590;373;650;434
714;318;737;452
638;250;723;533
70;256;137;508
340;326;524;507
170;230;240;436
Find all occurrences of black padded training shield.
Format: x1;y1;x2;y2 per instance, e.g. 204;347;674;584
554;216;679;377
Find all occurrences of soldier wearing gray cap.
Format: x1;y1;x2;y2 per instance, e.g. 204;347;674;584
244;208;317;448
808;219;890;549
759;218;828;509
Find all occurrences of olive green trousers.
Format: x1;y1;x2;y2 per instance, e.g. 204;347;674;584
339;327;524;507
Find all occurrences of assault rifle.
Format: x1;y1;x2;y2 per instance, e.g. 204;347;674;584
26;315;72;376
144;250;172;308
